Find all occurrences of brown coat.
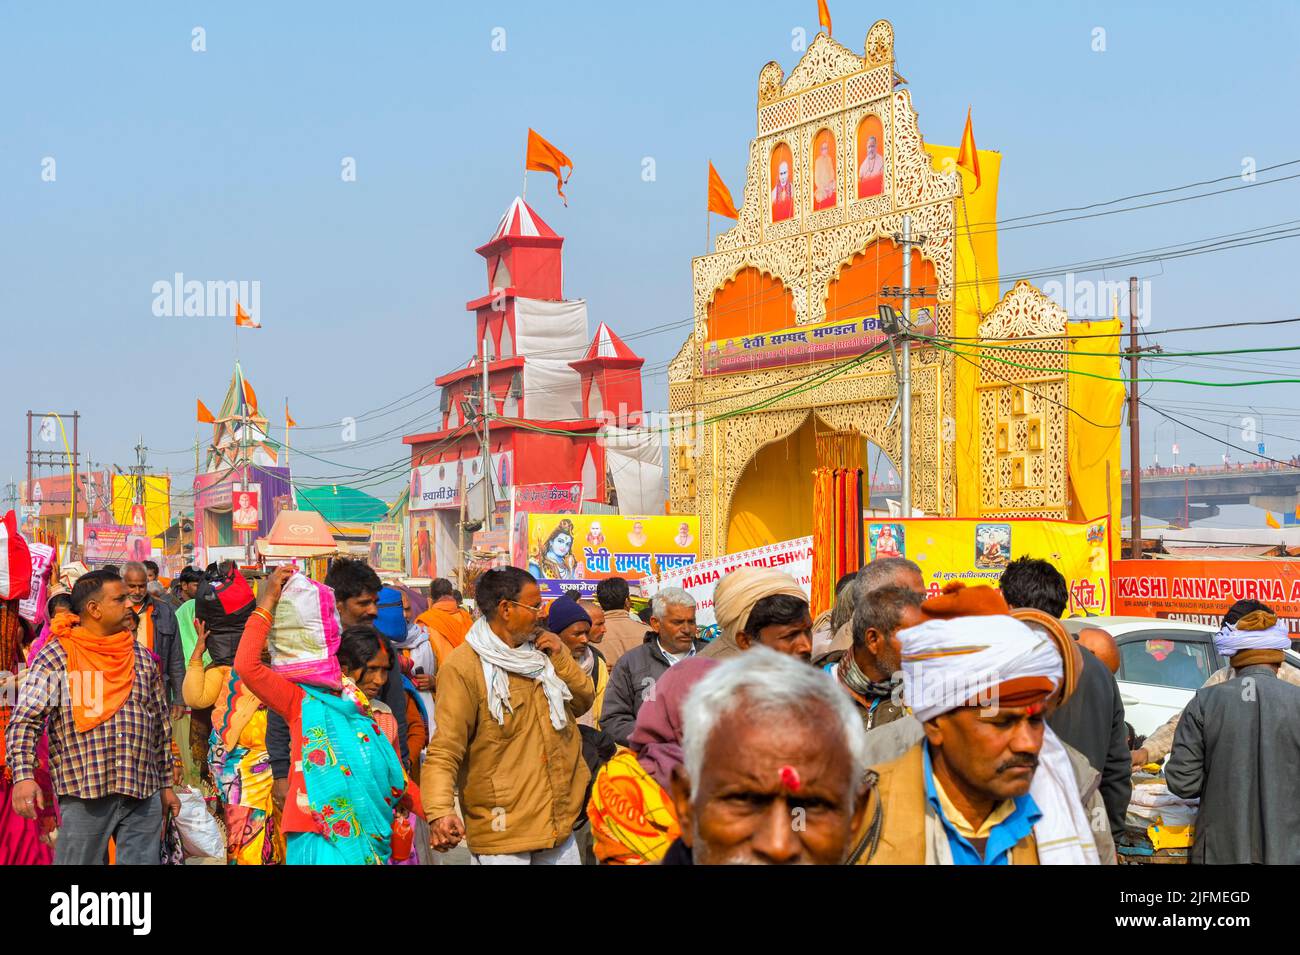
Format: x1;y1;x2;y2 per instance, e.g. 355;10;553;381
421;639;595;855
598;609;648;669
856;740;1115;865
858;743;1039;865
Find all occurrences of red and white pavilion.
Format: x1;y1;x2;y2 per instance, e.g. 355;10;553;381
402;196;654;578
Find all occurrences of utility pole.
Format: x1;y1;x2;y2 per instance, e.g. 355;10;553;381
480;339;493;529
133;436;147;505
1127;275;1143;560
881;218;926;516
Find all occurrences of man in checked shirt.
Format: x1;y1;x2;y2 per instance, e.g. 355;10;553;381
6;570;180;864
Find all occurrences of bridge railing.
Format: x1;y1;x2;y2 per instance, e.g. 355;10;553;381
1122;460;1300;479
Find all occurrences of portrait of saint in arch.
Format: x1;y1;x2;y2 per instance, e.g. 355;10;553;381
812;128;837;210
856;115;884;199
770;142;794;222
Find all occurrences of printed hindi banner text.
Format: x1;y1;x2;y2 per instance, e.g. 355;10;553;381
862;516;1111;616
513;482;583;514
1113;559;1300;635
701;313;935;376
642;536;812;629
368;522;404;573
517;514;700;598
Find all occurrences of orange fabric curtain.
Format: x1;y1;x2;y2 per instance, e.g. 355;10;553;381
811;466;865;617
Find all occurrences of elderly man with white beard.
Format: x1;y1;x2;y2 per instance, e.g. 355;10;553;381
663;648;870;865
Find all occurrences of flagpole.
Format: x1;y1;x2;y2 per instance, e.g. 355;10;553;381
706;211;711;254
522;131;529;200
285;398;291;469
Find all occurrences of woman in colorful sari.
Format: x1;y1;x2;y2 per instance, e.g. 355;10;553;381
587;656;717;864
334;626;431;865
234;565;405;865
183;619;281;864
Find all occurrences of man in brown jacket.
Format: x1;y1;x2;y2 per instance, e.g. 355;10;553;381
422;567;595;864
594;576;645;668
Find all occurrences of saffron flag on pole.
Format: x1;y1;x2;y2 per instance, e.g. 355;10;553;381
707;162;739;219
286;404;297;428
197;399;216;424
235;301;260;328
1267;511;1281;529
817;0;832;35
525;128;574;205
957;106;981;192
242;378;258;415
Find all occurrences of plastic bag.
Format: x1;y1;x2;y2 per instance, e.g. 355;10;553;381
269;573;343;689
174;788;226;861
195;567;255;666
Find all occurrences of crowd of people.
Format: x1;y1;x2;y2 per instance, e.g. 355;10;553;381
2;549;1298;865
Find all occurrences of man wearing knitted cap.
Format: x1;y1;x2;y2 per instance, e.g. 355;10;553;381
546;595;611;729
701;566;813;662
1165;607;1300;863
855;583;1112;865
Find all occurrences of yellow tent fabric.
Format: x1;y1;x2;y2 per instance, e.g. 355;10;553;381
924;144;1001;516
111;474;172;541
1067;320;1125;558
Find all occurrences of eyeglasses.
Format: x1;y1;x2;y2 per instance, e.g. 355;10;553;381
506;600;544;616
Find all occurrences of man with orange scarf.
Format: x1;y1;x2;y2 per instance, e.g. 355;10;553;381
5;570;179;864
416;578;472;668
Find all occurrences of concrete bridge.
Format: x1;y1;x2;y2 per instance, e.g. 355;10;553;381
1120;464;1300;524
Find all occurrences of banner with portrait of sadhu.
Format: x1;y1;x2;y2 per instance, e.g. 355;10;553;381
700;312;937;376
862;516;1112;616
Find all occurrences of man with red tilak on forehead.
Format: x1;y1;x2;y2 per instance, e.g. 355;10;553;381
857;584;1112;865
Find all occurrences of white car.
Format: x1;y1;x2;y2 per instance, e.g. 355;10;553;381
1063;616;1300;741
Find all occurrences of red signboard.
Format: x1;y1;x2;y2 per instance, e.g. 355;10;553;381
1112;559;1300;635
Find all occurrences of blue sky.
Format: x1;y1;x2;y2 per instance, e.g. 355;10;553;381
3;1;1299;524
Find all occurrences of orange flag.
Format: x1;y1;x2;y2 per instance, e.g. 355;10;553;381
235;301;260;328
242;378;258;414
197;399;216;424
1267;511;1281;529
817;0;832;35
707;162;739;219
285;404;297;428
526;128;574;204
957;106;981;192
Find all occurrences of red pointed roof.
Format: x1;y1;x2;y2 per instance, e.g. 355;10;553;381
570;322;644;373
488;196;558;243
587;322;638;361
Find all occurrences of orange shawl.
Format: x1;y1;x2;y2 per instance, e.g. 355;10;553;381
51;612;136;732
416;602;473;666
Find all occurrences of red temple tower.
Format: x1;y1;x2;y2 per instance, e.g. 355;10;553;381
402;197;650;578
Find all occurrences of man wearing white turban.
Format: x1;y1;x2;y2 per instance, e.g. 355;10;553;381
1166;605;1300;863
853;583;1111;865
700;566;811;662
1132;599;1300;767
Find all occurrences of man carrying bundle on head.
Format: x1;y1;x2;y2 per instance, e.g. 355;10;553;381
1165;606;1300;864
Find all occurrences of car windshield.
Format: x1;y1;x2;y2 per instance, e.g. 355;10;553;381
1119;632;1216;690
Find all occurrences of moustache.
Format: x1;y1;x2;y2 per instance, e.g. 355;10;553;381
995;756;1039;774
